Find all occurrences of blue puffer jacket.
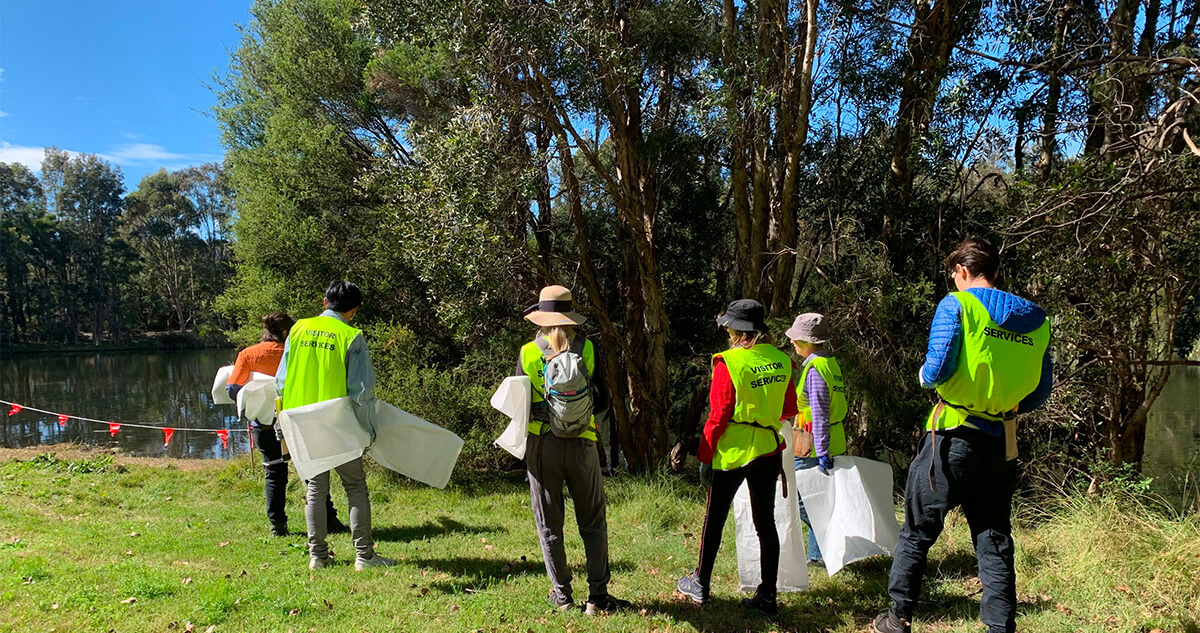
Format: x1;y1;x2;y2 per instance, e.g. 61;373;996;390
920;287;1053;436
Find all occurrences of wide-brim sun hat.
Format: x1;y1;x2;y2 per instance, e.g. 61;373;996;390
525;285;587;327
786;312;830;344
716;299;768;333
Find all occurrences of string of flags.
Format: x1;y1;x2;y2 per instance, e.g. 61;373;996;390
3;399;243;449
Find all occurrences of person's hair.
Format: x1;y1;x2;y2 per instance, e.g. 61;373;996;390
791;338;824;349
727;327;771;349
945;237;1000;282
325;280;363;313
540;325;575;354
261;312;295;343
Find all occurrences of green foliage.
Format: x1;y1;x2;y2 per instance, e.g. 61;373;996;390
20;452;124;475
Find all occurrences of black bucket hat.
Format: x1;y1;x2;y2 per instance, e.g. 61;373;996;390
716;299;768;333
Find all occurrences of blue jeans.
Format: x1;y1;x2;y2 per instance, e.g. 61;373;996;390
794;456;823;562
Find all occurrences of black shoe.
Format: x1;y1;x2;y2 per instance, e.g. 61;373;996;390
547;590;574;611
872;610;911;633
584;594;632;616
327;518;349;534
675;572;710;604
740;588;778;616
270;524;289;537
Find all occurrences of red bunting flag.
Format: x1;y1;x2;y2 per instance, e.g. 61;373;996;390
162;428;174;447
109;423;121;437
7;404;21;416
216;429;229;449
58;414;69;427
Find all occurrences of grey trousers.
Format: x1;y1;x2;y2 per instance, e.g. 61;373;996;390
306;456;375;560
526;432;611;600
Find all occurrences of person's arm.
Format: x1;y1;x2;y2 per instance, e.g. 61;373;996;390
805;367;833;458
226;348;251;400
1016;347;1054;414
346;332;377;436
697;359;736;465
274;339;290;399
921;295;964;387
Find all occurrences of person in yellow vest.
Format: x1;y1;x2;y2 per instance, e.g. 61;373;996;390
873;239;1052;633
516;285;630;616
676;299;799;616
785;312;847;569
275;281;395;572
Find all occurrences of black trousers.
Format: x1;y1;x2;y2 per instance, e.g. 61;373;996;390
251;426;338;530
887;428;1018;633
697;452;782;592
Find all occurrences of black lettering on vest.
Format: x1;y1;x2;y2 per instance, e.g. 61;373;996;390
749;361;784;375
983;326;1035;347
749;374;788;389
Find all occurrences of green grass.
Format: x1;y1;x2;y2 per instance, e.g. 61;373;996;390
0;453;1196;633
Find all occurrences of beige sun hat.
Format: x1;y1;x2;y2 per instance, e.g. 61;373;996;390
524;285;587;327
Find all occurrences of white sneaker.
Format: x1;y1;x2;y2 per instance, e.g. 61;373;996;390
309;556;330;570
354;554;396;571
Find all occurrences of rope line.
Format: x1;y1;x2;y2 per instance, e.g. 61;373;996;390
1;398;249;433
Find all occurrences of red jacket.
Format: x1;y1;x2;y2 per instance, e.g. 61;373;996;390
698;357;799;465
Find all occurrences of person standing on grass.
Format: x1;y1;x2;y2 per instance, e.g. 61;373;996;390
226;312;347;538
276;281;394;572
785;312;847;569
873;238;1052;633
676;299;798;617
517;285;631;616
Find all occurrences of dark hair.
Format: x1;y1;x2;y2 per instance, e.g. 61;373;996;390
325;280;363;313
261;312;295;343
945;238;1000;282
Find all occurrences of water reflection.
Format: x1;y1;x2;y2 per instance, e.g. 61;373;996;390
0;349;248;458
1145;366;1200;511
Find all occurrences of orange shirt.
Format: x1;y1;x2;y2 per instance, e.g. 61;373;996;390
227;341;285;386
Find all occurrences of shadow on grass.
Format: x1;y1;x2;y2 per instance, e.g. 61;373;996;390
635;555;1053;633
411;555;639;595
372;517;507;543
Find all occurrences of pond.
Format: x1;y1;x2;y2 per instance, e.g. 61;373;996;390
0;349;247;458
1145;366;1200;511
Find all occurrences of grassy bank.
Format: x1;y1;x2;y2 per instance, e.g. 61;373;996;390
0;450;1196;633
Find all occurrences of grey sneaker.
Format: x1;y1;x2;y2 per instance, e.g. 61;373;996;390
584;594;631;616
872;610;912;633
354;554;397;571
675;572;710;604
547;590;574;611
309;556;330;570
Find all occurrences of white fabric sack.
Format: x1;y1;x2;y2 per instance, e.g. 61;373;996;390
211;365;236;405
734;419;809;593
490;376;531;459
236;372;276;425
367;400;464;489
277;396;369;481
793;456;900;576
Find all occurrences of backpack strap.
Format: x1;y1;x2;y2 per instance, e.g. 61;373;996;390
536;335;591;382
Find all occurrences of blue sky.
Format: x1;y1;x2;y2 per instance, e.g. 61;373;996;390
0;0;253;191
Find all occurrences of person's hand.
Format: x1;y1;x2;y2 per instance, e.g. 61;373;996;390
699;462;713;487
818;455;834;476
917;367;928;388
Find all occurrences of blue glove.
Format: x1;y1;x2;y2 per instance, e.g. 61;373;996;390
699;462;714;487
818;455;834;476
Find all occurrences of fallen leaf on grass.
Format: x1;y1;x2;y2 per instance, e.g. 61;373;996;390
129;532;139;537
184;623;194;632
1117;585;1131;593
420;588;429;597
484;544;493;551
124;550;133;556
182;578;192;585
218;542;230;548
1056;603;1072;615
167;623;178;630
288;608;300;616
324;600;334;610
51;603;58;610
500;564;512;574
120;597;136;604
205;627;215;633
450;605;460;612
239;570;247;577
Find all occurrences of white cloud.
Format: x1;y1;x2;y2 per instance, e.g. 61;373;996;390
102;143;218;166
0;110;8;118
0;142;53;171
0;141;219;174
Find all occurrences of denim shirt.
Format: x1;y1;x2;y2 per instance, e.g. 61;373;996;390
276;310;377;435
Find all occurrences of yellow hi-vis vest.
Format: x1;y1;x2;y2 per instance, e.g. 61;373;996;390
712;344;793;471
279;315;360;411
797;354;848;457
519;337;598;441
927;291;1050;431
